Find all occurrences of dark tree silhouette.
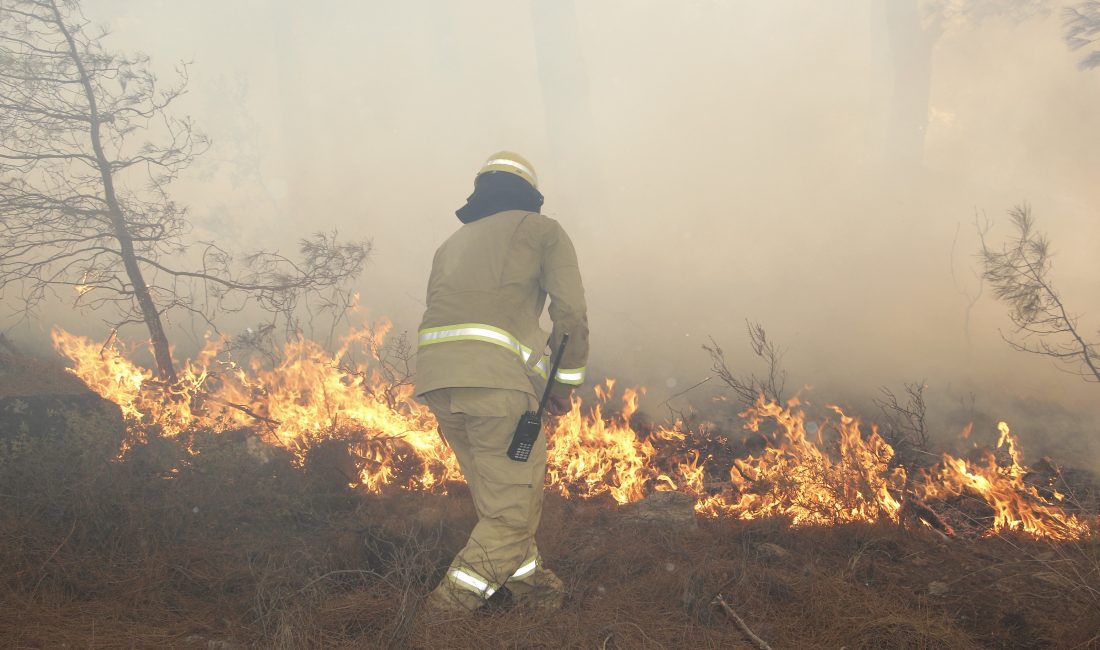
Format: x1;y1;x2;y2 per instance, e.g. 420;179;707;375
0;0;369;382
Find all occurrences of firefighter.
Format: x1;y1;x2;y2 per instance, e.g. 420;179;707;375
415;151;589;613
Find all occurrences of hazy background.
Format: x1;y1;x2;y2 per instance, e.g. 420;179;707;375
8;1;1100;461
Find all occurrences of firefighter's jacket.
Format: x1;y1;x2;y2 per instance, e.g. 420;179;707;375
415;210;588;400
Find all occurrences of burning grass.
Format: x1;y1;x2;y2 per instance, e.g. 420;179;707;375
49;327;1095;543
0;330;1097;647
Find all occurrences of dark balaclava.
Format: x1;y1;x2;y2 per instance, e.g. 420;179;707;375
455;171;545;224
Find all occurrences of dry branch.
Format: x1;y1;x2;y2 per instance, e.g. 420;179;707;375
704;320;786;408
713;594;773;650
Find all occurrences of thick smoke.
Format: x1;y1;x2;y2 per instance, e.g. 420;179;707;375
14;0;1100;462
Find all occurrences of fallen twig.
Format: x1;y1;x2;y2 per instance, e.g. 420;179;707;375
713;594;773;650
203;394;282;427
597;621;665;650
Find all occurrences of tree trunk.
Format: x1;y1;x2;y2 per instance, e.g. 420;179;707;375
49;0;177;383
883;0;939;175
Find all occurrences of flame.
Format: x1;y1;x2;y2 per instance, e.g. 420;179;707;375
916;421;1090;541
547;382;686;503
51;326;457;490
51;327;1092;540
693;398;906;526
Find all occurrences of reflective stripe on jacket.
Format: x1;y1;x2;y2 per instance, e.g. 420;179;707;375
418;323;586;385
415;210;589;398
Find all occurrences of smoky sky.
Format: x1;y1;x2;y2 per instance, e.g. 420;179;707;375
13;1;1100;457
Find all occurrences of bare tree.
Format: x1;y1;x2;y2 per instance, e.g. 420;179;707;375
979;204;1099;384
873;380;931;469
1064;1;1100;70
0;0;368;382
704;321;787;408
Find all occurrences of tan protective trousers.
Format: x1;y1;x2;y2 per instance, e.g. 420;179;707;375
423;387;562;611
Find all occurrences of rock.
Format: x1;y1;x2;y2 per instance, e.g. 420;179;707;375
928;581;949;596
619;490;697;527
756;542;790;561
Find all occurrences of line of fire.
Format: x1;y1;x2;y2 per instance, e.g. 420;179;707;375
50;324;1092;543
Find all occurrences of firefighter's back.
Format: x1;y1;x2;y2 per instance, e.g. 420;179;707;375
415;209;559;398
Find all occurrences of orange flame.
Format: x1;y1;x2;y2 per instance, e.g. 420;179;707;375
547;382;685;503
916;421;1090;541
51;326;457;490
51;328;1092;541
693;398;906;526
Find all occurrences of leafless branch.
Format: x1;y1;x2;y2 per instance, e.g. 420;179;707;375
341;329;415;411
704;320;787;408
874;380;932;469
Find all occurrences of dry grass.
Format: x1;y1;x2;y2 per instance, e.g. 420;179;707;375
1;395;1098;648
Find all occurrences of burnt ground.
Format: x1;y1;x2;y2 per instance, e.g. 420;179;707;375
1;349;1099;649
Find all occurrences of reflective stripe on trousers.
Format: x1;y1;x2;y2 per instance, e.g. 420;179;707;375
446;556;541;598
418;323;585;385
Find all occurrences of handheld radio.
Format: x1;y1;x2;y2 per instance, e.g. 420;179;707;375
507;333;570;462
